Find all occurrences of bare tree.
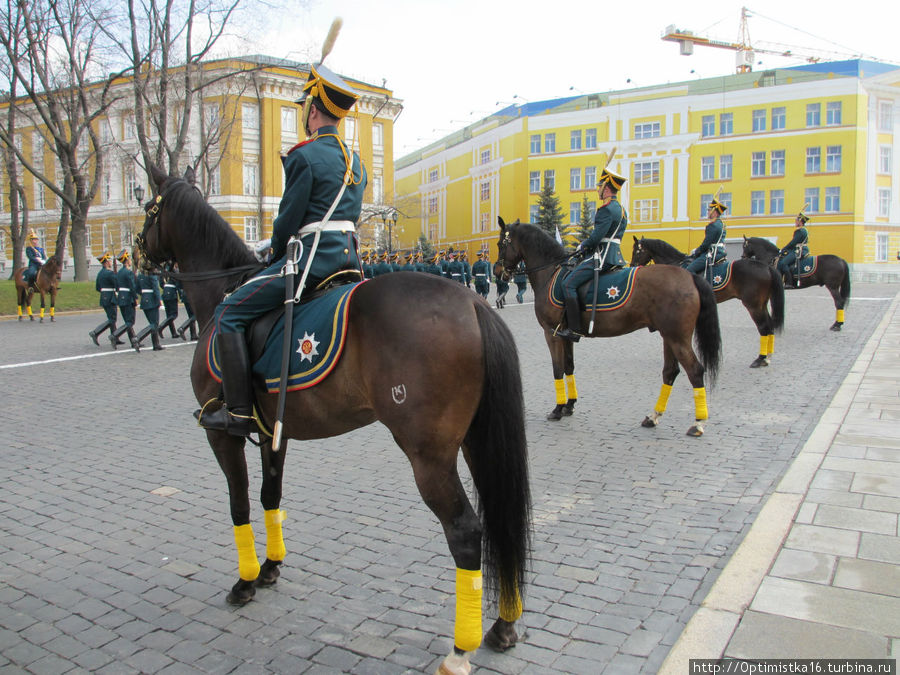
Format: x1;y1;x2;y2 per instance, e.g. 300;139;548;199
0;7;27;277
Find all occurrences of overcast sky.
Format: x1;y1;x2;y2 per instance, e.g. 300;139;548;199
253;0;900;159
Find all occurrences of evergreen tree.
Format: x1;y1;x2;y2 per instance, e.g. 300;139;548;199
417;234;435;259
577;193;595;244
535;182;564;238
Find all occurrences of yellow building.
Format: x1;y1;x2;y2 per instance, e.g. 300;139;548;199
0;55;400;274
396;60;900;280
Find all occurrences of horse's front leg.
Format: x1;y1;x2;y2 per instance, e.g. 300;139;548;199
209;431;259;605
562;339;577;416
257;438;287;587
49;289;56;322
642;341;680;429
543;329;569;421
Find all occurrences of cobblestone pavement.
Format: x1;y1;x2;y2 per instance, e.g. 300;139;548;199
0;282;896;674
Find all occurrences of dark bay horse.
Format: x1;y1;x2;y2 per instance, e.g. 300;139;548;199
631;236;785;368
496;218;722;437
14;254;61;322
742;236;850;331
137;167;531;674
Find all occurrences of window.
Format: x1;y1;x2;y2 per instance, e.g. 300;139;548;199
879;146;892;174
825;187;840;212
826;145;842;172
529;171;541;193
344;118;356;142
102;172;111;204
480;181;490;201
878;188;891;217
751;152;766;177
719;155;733;180
752;109;766;132
125;166;138;202
771;107;786;130
208;165;221;196
806;147;821;173
123;113;135;140
244;216;259;243
805;188;819;213
34;183;45;210
530;134;541;154
543;169;555;191
751;190;765;215
570;168;581;191
428;196;438;214
281;106;297;140
585;201;596;219
585;128;597;149
633;161;660;185
770;150;785;176
632;199;659;223
529;204;540;222
480;213;490;233
826;101;842;125
701;156;715;181
584;166;596;189
806;103;821;127
770;189;785;215
242;104;259;131
876;233;889;262
570;130;582;150
372;173;383;203
428;168;439;183
719;113;733;136
243;163;258;195
32;132;44;165
480;149;491;165
634;122;660;139
700;194;713;218
373;123;384;150
878;101;893;132
569;202;581;225
701;115;715;137
544;133;556;153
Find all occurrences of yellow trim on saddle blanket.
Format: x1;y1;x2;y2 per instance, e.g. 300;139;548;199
548;266;639;311
708;261;734;291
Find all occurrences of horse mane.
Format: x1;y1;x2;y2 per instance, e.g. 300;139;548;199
514;223;567;260
642;238;684;262
748;236;778;253
165;179;255;267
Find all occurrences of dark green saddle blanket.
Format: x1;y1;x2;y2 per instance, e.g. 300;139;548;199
548;266;639;311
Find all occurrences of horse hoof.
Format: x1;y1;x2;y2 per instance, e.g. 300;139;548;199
749;356;769;368
546;406;563;421
483;618;518;652
686;425;704;437
562;404;575;416
641;416;658;428
830;323;843;332
226;579;256;605
255;559;282;587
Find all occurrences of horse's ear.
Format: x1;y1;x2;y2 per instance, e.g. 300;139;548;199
743;234;748;241
513;219;520;226
184;166;196;185
149;164;167;190
498;216;505;230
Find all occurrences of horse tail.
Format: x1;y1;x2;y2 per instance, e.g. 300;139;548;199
464;300;531;612
768;265;785;333
691;274;722;387
840;258;851;308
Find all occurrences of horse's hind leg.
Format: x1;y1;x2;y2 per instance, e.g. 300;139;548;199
49;290;56;322
38;292;46;322
210;433;260;604
746;301;772;368
256;439;287;587
827;281;845;331
642;341;680;429
563;340;577;416
543;329;569;421
672;338;709;437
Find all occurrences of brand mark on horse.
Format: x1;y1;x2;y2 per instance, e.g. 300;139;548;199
391;384;407;404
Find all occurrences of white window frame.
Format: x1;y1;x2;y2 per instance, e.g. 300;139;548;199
751;152;766;177
585;128;597;149
480;148;490;165
633;161;660;186
584;166;596;190
570;130;582;150
877;188;891;218
569;202;581;225
529;171;540;193
480;181;490;202
805;187;820;213
771;107;786;130
544;133;556;153
826;101;842;126
752;109;766;132
633;122;660;139
878;101;893;132
242;103;259;131
770;150;785;176
243;162;259;196
806;103;821;127
806;147;821;173
543;169;555;191
719;155;733;180
373;122;384;150
878;146;892;175
750;190;765;215
530;134;541;154
701;156;715;181
529;204;540;222
701;115;715;137
345;117;357;142
569;168;581;191
632;198;659;223
826;145;842;173
428;168;439;183
770;190;785;215
824;186;840;213
719;113;733;136
244;216;259;243
875;232;889;262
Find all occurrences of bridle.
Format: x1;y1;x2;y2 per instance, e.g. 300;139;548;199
496;227;569;278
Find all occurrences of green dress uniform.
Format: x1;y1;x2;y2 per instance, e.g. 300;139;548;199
88;252;119;345
778;217;810;281
471;256;491;298
448;255;465;284
685;216;727;275
514;261;528;303
135;271;165;350
158;273;180;338
374;254;393;276
108;250;141;351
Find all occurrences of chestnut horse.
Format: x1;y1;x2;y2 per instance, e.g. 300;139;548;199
742;236;850;331
496;218;722;437
630;236;785;368
14;254;61;322
137;167;531;675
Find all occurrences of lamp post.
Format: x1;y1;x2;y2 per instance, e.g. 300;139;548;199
132;185;144;256
388;209;398;254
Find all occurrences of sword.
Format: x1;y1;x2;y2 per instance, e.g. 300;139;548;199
272;237;301;451
588;146;617;335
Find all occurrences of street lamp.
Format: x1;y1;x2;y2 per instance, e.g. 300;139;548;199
386;208;398;254
134;184;144;204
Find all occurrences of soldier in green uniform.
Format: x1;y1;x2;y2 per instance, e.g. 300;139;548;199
158;271;180;338
513;260;528;303
413;251;426;273
109;249;141;351
374;251;392;276
23;230;46;287
135;268;165;351
460;250;472;287
557;167;628;341
88;251;120;346
425;252;443;276
494;268;510;309
683;198;727;277
361;251;374;279
777;210;810;287
439;250;451;278
176;277;198;342
471;250;491;299
202;63;367;436
447;250;465;284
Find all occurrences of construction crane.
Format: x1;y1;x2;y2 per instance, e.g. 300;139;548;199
662;7;823;74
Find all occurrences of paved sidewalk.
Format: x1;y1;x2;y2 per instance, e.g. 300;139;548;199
662;290;900;670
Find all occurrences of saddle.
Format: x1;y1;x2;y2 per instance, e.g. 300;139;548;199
549;265;638;311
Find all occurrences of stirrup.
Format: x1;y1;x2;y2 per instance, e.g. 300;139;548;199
553;325;582;342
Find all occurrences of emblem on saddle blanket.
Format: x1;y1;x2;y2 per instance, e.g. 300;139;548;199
548;266;639;311
706;260;734;291
206;282;362;393
796;255;817;278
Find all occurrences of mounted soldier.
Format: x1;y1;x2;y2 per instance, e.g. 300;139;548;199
201;61;367;437
683;197;727;279
23;230;46;287
556;166;628;341
777;209;810;287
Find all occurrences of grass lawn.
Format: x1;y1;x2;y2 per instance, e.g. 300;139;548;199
0;279;100;316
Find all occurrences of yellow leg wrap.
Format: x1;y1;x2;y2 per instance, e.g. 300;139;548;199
654;383;673;414
234;524;260;581
17;306;22;317
264;509;286;562
759;335;768;358
693;387;709;421
499;585;523;622
27;306;33;316
454;568;483;653
767;334;775;355
39;307;45;318
49;307;54;317
836;309;845;323
554;378;566;405
564;373;578;401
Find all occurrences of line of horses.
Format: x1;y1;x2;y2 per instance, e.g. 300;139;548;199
134;166;854;674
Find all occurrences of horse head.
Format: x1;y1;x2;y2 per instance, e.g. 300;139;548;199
630;236;650;266
137;165;202;270
495;217;523;280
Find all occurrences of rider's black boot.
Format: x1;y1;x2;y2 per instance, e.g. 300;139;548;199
555;296;583;342
196;333;254;437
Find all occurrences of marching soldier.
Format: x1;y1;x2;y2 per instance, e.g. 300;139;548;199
109;249;141;351
88;252;120;346
23;230;46;287
135;268;165;351
374;251;392;276
413;251;426;273
425;252;443;276
557;167;628;341
471;250;492;299
514;260;528;303
361;251;374;279
448;250;465;284
683;198;727;278
777;210;810;287
460;250;472;287
439;249;451;277
157;272;180;338
494;268;510;309
176;279;198;341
